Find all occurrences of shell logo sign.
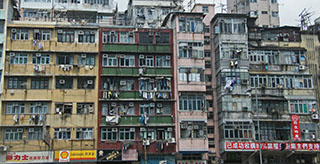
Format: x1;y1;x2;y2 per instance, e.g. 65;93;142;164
59;151;70;162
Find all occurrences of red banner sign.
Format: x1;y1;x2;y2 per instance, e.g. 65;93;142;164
291;115;301;141
225;142;320;151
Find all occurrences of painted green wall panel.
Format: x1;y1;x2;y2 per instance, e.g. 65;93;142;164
102;44;171;53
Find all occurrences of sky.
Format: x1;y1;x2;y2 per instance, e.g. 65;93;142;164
114;0;320;27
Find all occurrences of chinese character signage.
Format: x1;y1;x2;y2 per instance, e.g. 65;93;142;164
6;151;53;163
225;142;320;151
177;160;207;164
291;115;301;141
97;150;121;161
54;150;96;162
122;149;138;161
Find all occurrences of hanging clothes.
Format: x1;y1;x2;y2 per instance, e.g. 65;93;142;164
34;115;39;125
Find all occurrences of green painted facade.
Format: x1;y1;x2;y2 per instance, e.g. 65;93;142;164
101;116;174;126
102;44;171;53
102;68;171;76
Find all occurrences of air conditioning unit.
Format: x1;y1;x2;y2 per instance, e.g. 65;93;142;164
193;125;199;129
111;102;117;107
34;29;40;33
112;128;118;132
103;54;108;58
139;55;144;59
130;128;135;132
0;146;7;151
11;29;16;33
120;80;126;85
90;31;95;35
140;127;146;131
78;31;84;35
157;103;163;108
36;53;41;57
179;16;185;20
302;129;309;133
77;104;84;109
59;79;65;84
57;30;63;34
241;79;249;85
9;52;15;57
167;127;172;131
155;32;160;36
110;31;115;35
35;102;41;106
242;107;248;111
29;128;34;132
81;54;87;58
128;32;134;36
181;124;187;129
129;102;134;107
148;32;154;36
87;80;93;84
299;65;306;71
12;103;19;106
312;114;319;120
166;56;171;60
168;138;175;143
17;129;23;132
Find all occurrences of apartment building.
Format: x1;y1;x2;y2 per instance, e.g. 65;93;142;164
161;4;215;162
227;0;280;28
19;0;116;25
97;27;176;164
126;0;183;28
1;21;99;163
211;13;320;164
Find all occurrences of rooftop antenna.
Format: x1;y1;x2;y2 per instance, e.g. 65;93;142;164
216;0;227;13
299;8;314;30
187;0;195;11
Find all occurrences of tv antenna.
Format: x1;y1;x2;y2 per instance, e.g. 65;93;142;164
216;0;227;13
299;8;314;30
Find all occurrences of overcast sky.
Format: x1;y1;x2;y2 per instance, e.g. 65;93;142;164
115;0;320;26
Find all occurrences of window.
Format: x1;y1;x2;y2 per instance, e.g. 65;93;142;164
179;42;204;59
57;30;74;42
139;55;154;67
162;8;169;15
76;128;93;139
219;19;246;34
156;128;173;140
77;103;94;114
34;29;51;41
54;128;71;140
261;11;268;14
156;56;170;67
78;54;95;66
272;11;278;17
157;103;172;115
101;128;117;141
119;79;134;91
179;68;204;82
139;32;153;44
289;100;316;114
102;78;118;91
119;32;135;43
102;103;118;116
204;26;210;33
103;31;118;43
78;31;95;43
271;0;277;3
139;103;155;115
8;77;27;89
259;122;290;141
31;78;49;89
56;77;73;89
208;127;214;134
180;121;207;138
30;102;48;114
140;128;155;140
224;121;252;139
205;61;211;68
202;6;209;13
119;103;135;115
249;0;257;2
28;128;43;140
5;128;23;140
300;123;317;141
205;51;211;57
120;55;135;67
11;29;29;40
102;54;118;67
10;53;28;64
32;54;49;65
0;0;3;9
204;36;210;45
84;0;108;4
179;17;203;32
179;93;205;111
55;103;73;114
119;128;135;140
6;102;25;114
155;33;170;44
209;138;215;148
139;79;154;91
156;78;171;91
57;55;73;65
77;77;95;89
205;75;212;82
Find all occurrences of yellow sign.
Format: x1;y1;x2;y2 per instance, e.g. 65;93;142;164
55;150;96;161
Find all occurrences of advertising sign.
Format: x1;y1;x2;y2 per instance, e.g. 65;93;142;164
225;142;320;151
54;150;96;162
122;149;138;161
97;150;121;161
6;151;53;163
291;115;301;141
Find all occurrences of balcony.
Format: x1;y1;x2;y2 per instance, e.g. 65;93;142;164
3;89;53;101
101;67;171;76
101;116;174;126
100;90;172;101
102;44;171;53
